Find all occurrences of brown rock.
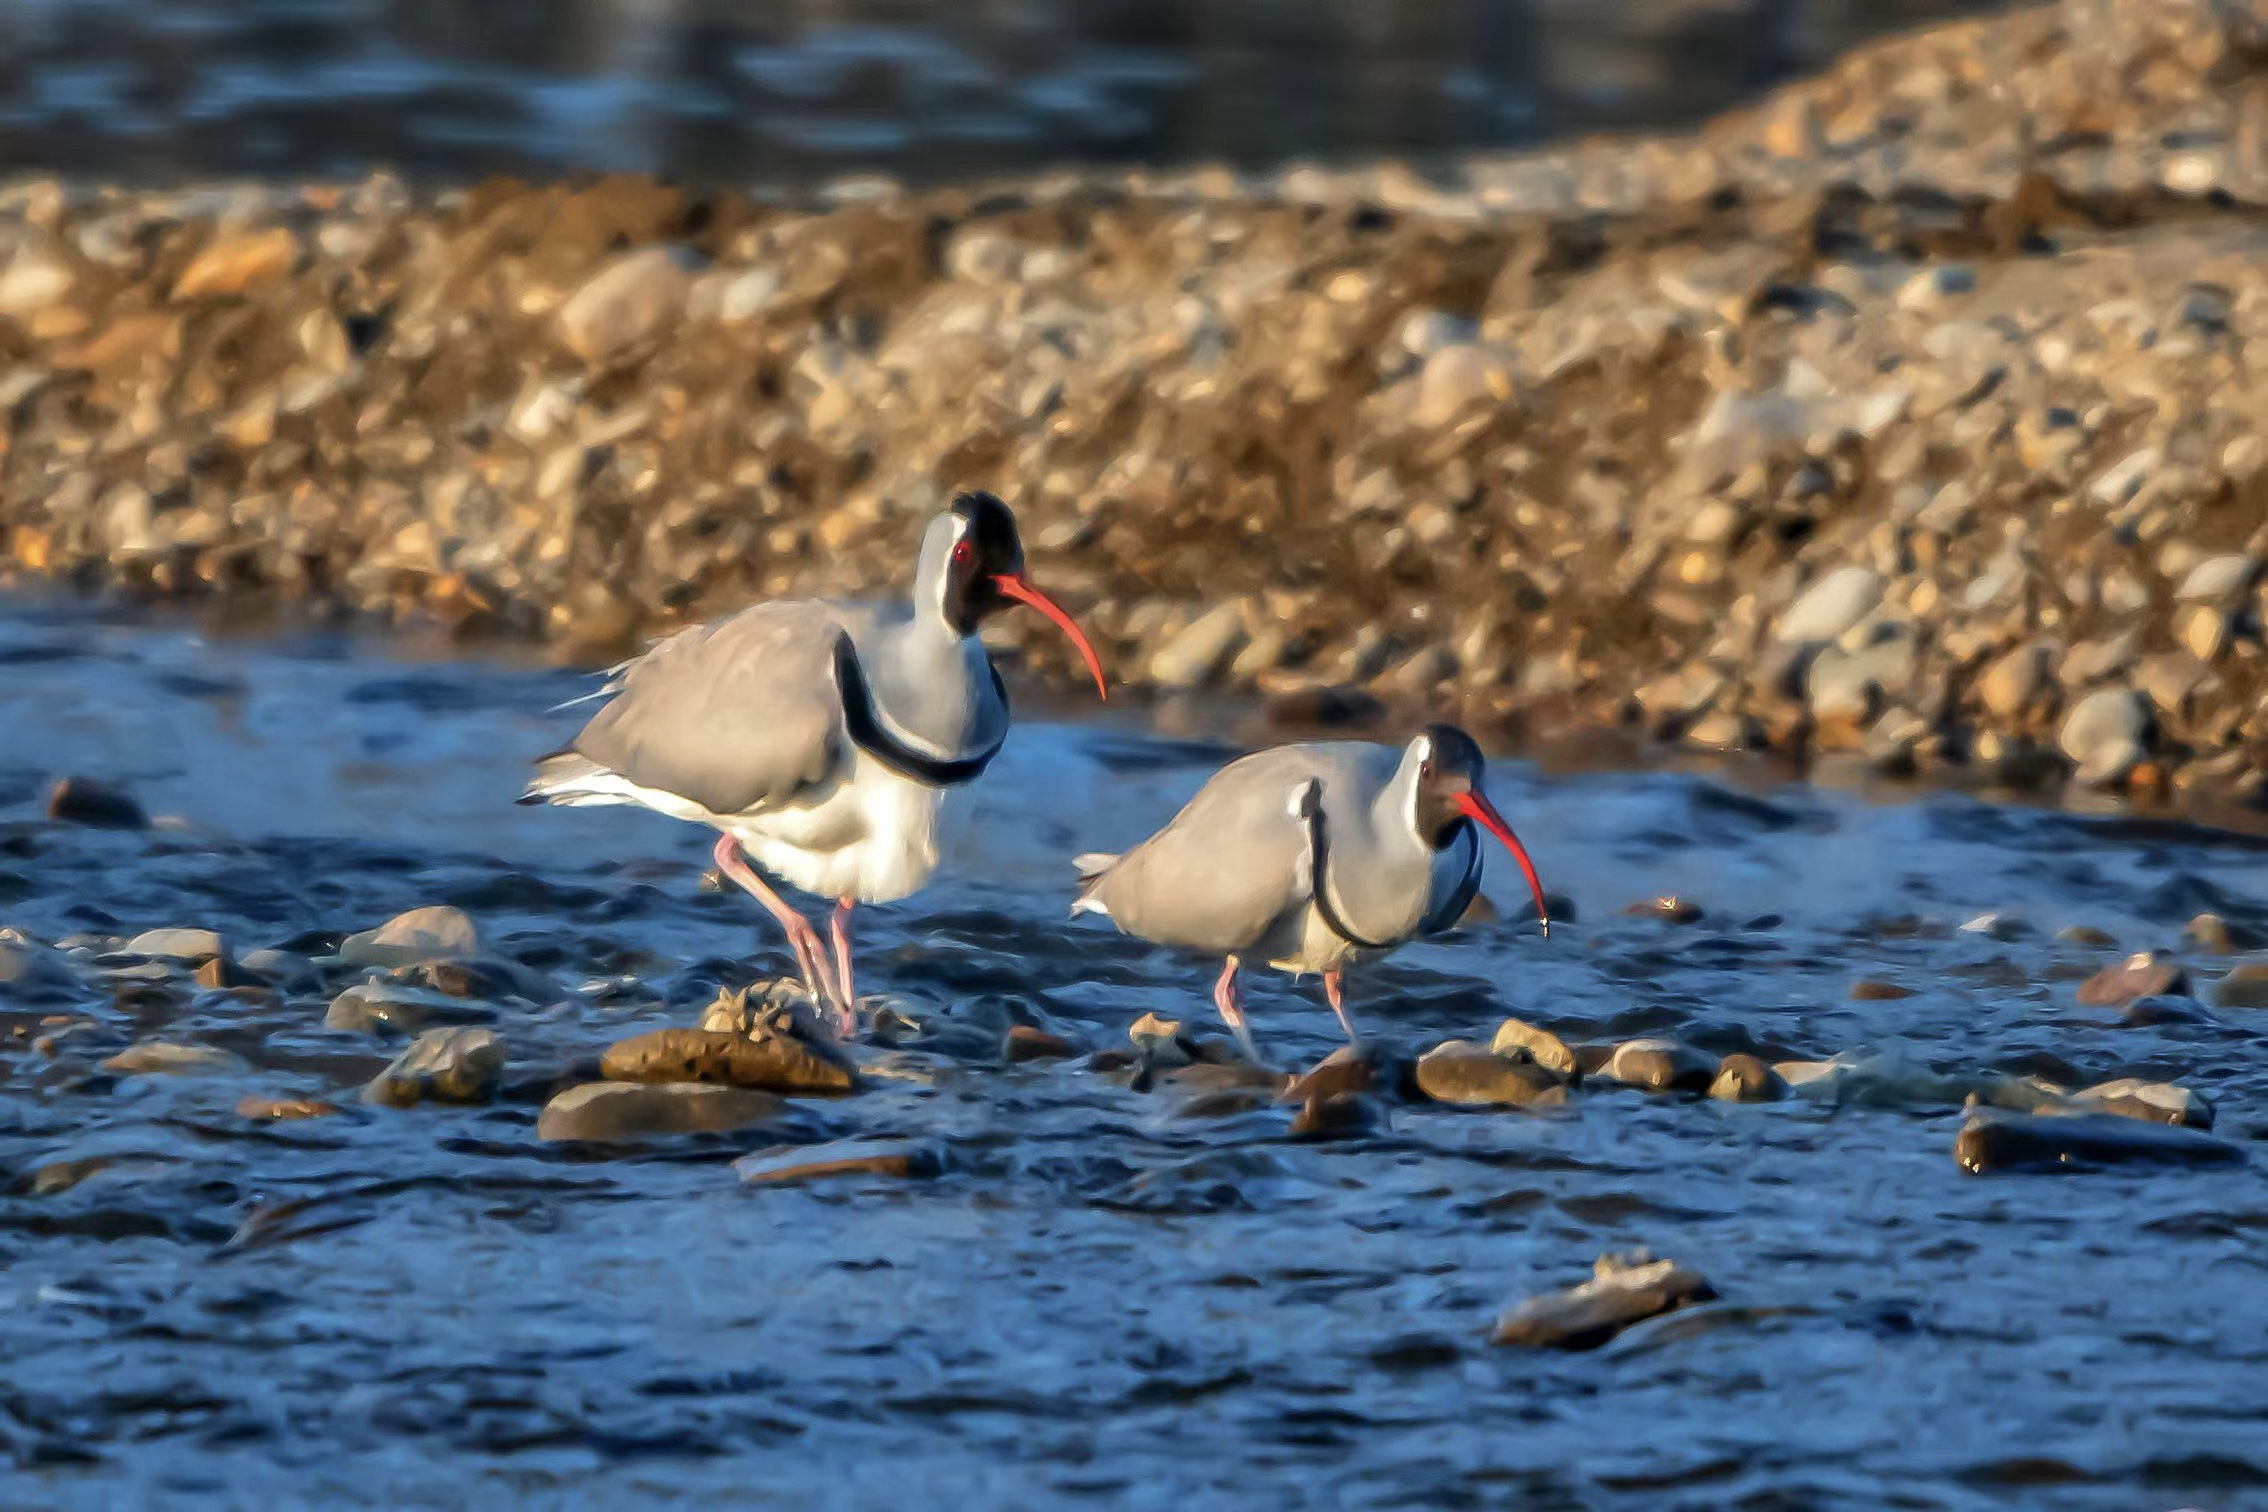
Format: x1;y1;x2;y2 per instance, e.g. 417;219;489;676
1487;1016;1580;1079
1955;1109;2243;1174
557;246;693;366
172;227;298;299
363;1027;505;1107
537;1081;785;1142
734;1139;942;1185
1850;978;1914;1001
2076;951;2189;1008
600;1026;855;1094
2210;961;2268;1007
1289;1091;1383;1140
1491;1253;1717;1350
1601;1038;1718;1093
2065;1078;2214;1130
46;776;147;829
1708;1053;1788;1102
1003;1024;1077;1062
1413;1041;1568;1108
1283;1044;1396;1102
237;1095;341;1121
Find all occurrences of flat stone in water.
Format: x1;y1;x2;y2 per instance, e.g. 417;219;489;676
734;1139;942;1185
537;1081;786;1143
1954;1109;2245;1174
326;983;496;1035
1413;1042;1568;1108
2066;1079;2215;1130
2120;995;2212;1027
1709;1053;1788;1102
1003;1024;1077;1063
363;1027;505;1108
237;1095;340;1120
2209;962;2268;1008
100;1040;245;1076
1850;978;1914;1001
1488;1016;1579;1079
123;927;225;963
600;1027;856;1095
339;905;482;968
2077;951;2188;1008
1491;1252;1717;1350
1602;1038;1718;1093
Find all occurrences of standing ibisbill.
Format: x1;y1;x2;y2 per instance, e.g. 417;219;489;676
521;492;1107;1033
1070;725;1549;1065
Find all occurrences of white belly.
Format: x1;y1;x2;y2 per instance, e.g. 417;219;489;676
1260;903;1361;978
730;750;954;904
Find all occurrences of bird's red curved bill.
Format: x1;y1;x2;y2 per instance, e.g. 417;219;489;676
1454;790;1551;938
995;573;1108;700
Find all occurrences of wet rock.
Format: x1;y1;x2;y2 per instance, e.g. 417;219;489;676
699;978;829;1042
1288;1091;1383;1140
1776;567;1882;645
1601;1038;1718;1094
1166;1087;1278;1122
196;956;269;991
735;1139;942;1185
1003;1024;1077;1063
1490;1252;1717;1350
1148;601;1249;690
1282;1044;1398;1102
2076;951;2189;1007
1709;1054;1787;1102
1959;913;2031;942
1625;896;1704;925
2056;925;2117;947
537;1081;786;1142
2066;1078;2214;1130
2184;914;2254;955
2058;690;2153;787
340;906;481;967
363;1027;505;1108
1978;643;2052;719
600;1027;855;1095
237;1095;340;1121
124;927;226;964
557;246;693;366
1850;979;1914;1001
46;777;147;830
1413;1041;1567;1108
325;982;494;1035
1954;1109;2244;1174
100;1041;245;1076
1777;1053;2059;1113
1128;1012;1199;1067
172;227;297;299
2121;995;2212;1027
1488;1016;1579;1079
2209;962;2268;1008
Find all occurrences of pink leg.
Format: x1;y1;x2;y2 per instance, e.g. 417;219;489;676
1211;955;1265;1067
711;835;848;1021
1323;969;1361;1049
829;897;858;1038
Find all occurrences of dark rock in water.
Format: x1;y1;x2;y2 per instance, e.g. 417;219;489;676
1167;1087;1277;1122
735;1139;942;1185
124;927;225;963
1003;1024;1077;1063
1602;1038;1719;1093
1491;1252;1717;1350
2119;995;2212;1027
2056;924;2118;947
2209;961;2268;1008
537;1081;785;1142
1709;1053;1788;1102
238;947;318;989
1572;1041;1617;1077
363;1027;505;1107
1849;978;1914;1001
195;955;269;991
2066;1079;2215;1130
1413;1041;1567;1108
237;1095;341;1121
1488;1016;1580;1079
1158;1061;1287;1095
1954;1109;2245;1174
325;983;496;1035
0;934;80;1001
339;905;482;968
397;957;547;1004
2077;951;2189;1007
1289;1091;1382;1140
1625;895;1704;924
600;1027;855;1094
1283;1044;1403;1103
100;1040;245;1076
46;776;147;830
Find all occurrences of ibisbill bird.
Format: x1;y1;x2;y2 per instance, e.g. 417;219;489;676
522;491;1107;1032
1071;725;1549;1065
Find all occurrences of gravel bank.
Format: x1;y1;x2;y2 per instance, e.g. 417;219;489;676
4;0;2268;802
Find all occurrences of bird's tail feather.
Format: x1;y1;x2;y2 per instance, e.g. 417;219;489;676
518;749;618;807
1069;852;1119;917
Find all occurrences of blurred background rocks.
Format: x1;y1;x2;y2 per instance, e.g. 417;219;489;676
5;0;2268;804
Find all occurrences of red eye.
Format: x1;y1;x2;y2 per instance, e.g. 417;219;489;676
952;540;974;565
1420;762;1434;780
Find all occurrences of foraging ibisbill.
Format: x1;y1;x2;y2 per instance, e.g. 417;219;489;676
522;491;1107;1032
1070;725;1549;1065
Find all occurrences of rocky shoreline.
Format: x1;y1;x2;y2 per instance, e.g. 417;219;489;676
3;0;2268;802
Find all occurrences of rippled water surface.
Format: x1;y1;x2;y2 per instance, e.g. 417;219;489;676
2;599;2267;1508
0;0;1992;184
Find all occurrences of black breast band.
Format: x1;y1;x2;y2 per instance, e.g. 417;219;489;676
832;634;1006;788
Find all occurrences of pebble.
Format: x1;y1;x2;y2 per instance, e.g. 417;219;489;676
1491;1252;1717;1350
537;1082;786;1142
557;246;694;366
325;983;493;1035
339;906;482;968
2076;951;2190;1008
2183;914;2247;955
1003;1025;1078;1063
1412;1041;1568;1108
2058;690;2152;787
1954;1109;2244;1174
1601;1038;1719;1094
1850;979;1914;1001
172;227;297;300
1282;1045;1397;1102
363;1027;505;1108
100;1041;246;1076
735;1139;943;1185
1776;567;1883;645
1288;1091;1383;1140
600;1027;856;1095
1487;1016;1580;1079
237;1095;341;1121
45;777;148;830
123;927;226;963
1148;601;1249;690
2066;1078;2214;1130
1708;1054;1787;1102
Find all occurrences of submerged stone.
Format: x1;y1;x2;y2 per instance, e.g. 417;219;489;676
124;927;226;963
1487;1016;1580;1079
1283;1044;1400;1102
600;1026;855;1095
46;776;147;829
1289;1090;1383;1140
1709;1053;1787;1102
340;905;482;968
1601;1038;1718;1093
363;1027;505;1107
1491;1252;1717;1350
2076;951;2189;1008
100;1040;245;1076
2065;1078;2215;1130
734;1139;942;1185
1954;1109;2244;1174
537;1081;785;1142
1413;1042;1568;1108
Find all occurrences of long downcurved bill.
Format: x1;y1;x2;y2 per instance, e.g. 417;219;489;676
1454;790;1551;939
995;573;1108;700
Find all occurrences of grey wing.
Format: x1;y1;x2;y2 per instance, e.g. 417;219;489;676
568;602;852;816
1083;748;1323;954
